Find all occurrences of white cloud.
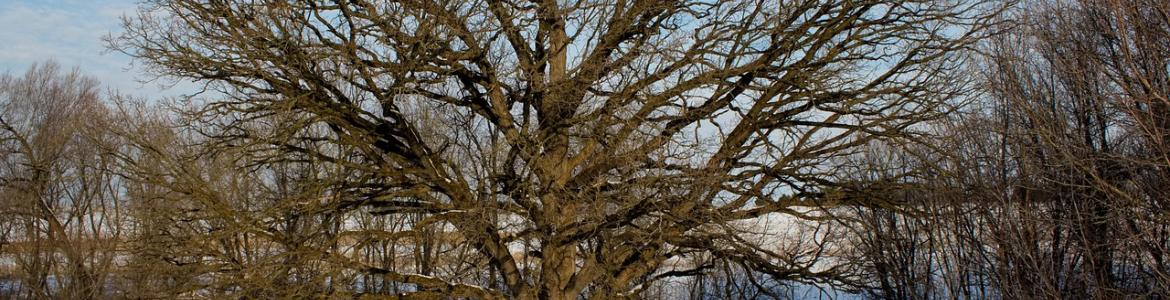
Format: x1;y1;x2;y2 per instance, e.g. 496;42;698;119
0;0;193;98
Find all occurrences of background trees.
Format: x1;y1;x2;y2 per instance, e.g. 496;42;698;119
0;63;125;299
973;0;1169;296
840;0;1170;298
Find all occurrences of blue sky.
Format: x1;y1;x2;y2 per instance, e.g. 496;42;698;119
0;0;193;98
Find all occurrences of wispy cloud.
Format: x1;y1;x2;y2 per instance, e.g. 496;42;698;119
0;0;192;97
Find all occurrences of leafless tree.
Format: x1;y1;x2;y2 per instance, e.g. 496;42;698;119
978;0;1169;297
836;1;1170;299
0;62;126;299
107;0;1006;298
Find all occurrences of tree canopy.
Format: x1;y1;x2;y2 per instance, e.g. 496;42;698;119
108;0;1004;298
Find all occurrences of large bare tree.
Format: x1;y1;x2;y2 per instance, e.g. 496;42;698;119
111;0;1004;298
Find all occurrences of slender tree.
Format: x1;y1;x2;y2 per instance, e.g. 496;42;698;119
0;62;126;299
